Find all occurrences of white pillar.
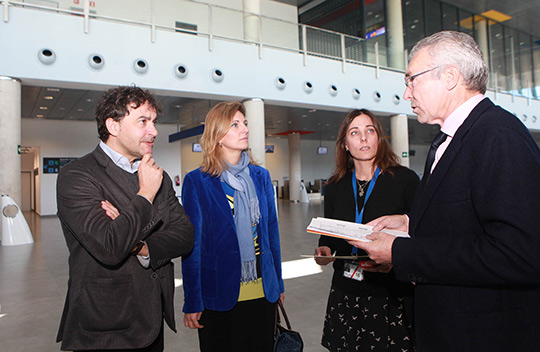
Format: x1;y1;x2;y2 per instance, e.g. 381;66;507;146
386;0;405;70
243;0;260;43
476;18;489;67
390;114;410;167
288;132;301;202
0;77;22;207
244;98;265;167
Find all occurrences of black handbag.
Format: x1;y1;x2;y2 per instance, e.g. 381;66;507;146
274;300;304;352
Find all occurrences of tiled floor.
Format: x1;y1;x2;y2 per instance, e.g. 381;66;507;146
0;200;333;351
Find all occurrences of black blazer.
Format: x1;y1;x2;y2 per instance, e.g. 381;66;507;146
56;146;193;351
321;166;419;294
393;98;540;351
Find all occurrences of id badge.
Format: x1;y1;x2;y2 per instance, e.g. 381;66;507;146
343;261;364;281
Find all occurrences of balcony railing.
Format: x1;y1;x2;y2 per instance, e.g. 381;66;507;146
2;0;538;100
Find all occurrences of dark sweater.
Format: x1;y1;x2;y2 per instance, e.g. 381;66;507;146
320;165;419;295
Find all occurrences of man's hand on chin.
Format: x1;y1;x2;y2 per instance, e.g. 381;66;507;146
137;154;163;203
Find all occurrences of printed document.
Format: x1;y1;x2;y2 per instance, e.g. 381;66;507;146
307;217;409;242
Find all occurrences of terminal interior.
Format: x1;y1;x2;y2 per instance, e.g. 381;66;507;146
1;0;540;350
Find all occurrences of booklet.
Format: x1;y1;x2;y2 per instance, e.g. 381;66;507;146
306;217;409;242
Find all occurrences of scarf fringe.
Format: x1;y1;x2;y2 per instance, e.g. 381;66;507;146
250;198;260;225
241;259;258;283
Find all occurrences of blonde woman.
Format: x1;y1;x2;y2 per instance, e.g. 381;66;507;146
181;101;284;352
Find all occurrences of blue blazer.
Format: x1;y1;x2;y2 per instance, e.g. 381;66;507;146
181;164;284;313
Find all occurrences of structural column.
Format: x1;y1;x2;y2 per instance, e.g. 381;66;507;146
244;98;266;167
288;132;301;202
243;0;260;43
386;0;406;70
0;77;22;207
476;18;489;69
390;114;410;168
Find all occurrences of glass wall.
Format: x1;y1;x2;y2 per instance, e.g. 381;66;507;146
534;40;540;98
402;0;425;56
398;0;539;98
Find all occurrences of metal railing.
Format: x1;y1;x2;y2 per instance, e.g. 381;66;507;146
2;0;394;73
2;0;538;100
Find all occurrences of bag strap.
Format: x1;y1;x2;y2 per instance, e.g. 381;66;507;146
275;300;292;330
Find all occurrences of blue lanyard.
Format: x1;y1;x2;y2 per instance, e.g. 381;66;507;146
351;166;380;254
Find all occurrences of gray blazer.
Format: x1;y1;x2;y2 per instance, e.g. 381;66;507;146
56;146;193;351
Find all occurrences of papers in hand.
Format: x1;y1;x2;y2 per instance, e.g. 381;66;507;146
306;217;409;242
300;254;369;260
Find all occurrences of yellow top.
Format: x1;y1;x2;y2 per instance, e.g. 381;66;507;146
224;191;265;302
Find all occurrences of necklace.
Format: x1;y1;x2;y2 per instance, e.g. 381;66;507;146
356;179;369;197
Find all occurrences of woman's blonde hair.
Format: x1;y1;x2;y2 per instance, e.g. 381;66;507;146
200;101;256;176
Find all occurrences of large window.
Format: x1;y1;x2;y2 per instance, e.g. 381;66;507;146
297;0;540;98
518;32;534;96
534;40;540;98
441;3;458;31
424;0;442;35
403;0;425;56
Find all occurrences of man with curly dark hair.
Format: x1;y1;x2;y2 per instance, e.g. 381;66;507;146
56;86;193;351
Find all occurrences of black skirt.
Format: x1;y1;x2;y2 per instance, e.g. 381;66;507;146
321;286;415;352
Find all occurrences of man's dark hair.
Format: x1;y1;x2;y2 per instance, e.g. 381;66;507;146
95;86;162;142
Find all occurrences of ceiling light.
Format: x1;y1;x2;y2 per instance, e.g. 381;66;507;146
77;109;84;112
44;96;54;100
36;115;44;118
86;99;93;103
47;88;60;92
39;106;48;110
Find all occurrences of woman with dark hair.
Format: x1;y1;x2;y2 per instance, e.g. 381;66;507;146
181;101;284;352
314;109;419;351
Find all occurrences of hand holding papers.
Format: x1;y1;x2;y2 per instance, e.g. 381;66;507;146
307;217;409;242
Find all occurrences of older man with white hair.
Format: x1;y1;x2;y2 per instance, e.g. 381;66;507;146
352;31;540;352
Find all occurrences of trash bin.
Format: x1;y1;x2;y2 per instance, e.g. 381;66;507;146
1;194;33;246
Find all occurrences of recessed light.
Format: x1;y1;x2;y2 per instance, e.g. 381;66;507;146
47;88;60;92
309;109;317;113
86;99;93;103
77;108;84;112
44;96;54;100
36;114;44;118
39;106;48;110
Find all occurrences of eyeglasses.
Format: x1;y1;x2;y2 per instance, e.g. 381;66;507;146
404;66;441;88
